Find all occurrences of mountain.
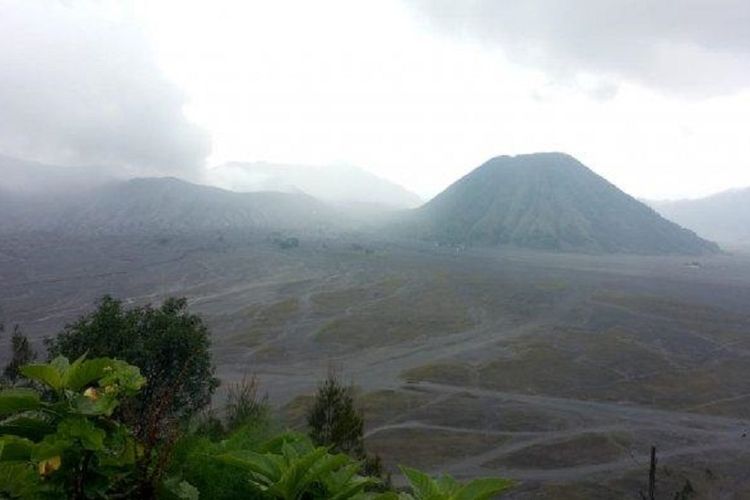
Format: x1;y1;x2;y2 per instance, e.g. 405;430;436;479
208;162;422;210
0;154;119;194
1;177;337;235
401;153;719;255
650;188;750;245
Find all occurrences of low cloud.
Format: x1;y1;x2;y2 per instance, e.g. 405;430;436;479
405;0;750;97
0;1;210;178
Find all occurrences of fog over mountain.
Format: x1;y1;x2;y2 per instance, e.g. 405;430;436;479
651;188;750;246
0;154;120;195
0;176;336;235
5;3;750;496
209;162;422;210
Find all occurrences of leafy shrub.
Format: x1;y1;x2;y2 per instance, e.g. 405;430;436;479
46;296;219;494
217;432;380;499
2;325;36;386
0;355;145;499
399;467;514;500
47;296;218;428
168;417;278;499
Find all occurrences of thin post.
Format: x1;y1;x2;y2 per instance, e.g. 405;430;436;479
648;445;657;500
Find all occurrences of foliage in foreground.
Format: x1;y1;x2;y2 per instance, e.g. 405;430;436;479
1;296;514;499
1;325;37;386
399;467;514;500
0;355;145;498
46;296;219;430
45;297;219;494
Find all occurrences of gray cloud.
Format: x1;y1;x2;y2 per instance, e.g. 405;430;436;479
405;0;750;97
0;1;210;178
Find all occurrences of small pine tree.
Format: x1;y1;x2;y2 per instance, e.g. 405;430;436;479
2;325;36;384
307;371;365;458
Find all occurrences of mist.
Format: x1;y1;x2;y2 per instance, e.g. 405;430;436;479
0;0;209;182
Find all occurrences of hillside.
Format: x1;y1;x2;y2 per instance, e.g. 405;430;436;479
403;153;719;255
1;177;338;235
651;188;750;245
209;162;422;210
0;153;119;194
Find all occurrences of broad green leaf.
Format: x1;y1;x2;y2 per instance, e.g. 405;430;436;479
277;446;332;498
49;356;70;374
0;415;54;441
20;363;63;390
0;435;35;461
436;474;460;495
217;450;281;482
33;434;71;461
0;388;40;416
259;432;312;454
161;476;200;500
0;462;40;497
72;392;119;416
353;494;407;500
326;464;375;500
456;478;514;500
400;467;441;499
98;360;146;394
64;356;114;392
57;417;105;451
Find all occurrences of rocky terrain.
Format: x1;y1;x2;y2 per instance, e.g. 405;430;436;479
2;231;750;498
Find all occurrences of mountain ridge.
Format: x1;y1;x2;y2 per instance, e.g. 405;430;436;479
208;161;422;210
0;176;338;235
650;187;750;245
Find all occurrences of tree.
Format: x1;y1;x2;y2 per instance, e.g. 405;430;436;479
2;325;37;385
307;372;365;459
306;372;386;480
46;296;219;496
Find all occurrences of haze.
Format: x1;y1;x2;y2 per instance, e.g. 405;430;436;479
2;0;750;200
6;3;750;497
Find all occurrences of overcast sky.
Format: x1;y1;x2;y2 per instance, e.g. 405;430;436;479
2;0;750;200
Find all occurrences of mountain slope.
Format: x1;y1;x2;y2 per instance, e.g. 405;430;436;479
209;162;422;210
0;153;119;194
2;177;338;234
650;188;750;245
404;153;719;255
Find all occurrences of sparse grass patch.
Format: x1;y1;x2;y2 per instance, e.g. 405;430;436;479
230;297;299;347
310;278;403;315
315;280;476;347
401;362;475;386
366;427;509;471
358;389;436;428
486;432;632;470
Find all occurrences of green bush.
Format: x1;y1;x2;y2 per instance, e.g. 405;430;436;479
1;325;36;386
399;467;514;500
0;355;145;499
47;296;218;428
46;296;219;495
216;432;380;499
